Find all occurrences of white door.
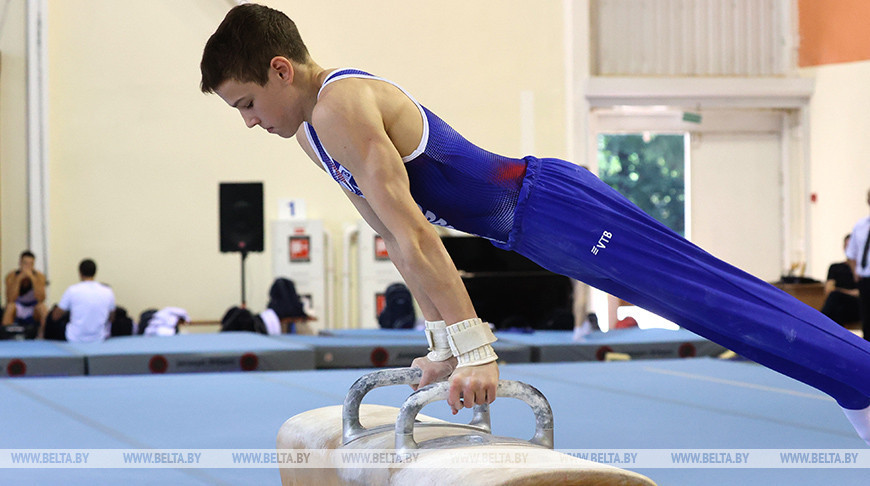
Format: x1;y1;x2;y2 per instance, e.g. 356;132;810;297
690;132;782;281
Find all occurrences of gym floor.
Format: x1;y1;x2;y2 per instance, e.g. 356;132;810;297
1;354;865;485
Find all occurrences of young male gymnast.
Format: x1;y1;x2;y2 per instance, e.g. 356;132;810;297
201;3;870;442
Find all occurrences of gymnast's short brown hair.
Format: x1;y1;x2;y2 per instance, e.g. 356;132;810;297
200;3;310;93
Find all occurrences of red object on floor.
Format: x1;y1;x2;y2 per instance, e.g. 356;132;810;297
614;317;638;329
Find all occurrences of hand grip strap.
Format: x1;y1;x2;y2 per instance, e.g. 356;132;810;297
447;318;498;368
424;320;452;362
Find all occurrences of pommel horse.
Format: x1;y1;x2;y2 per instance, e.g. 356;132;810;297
277;368;656;485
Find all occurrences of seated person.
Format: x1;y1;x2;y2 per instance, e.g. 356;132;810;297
821;234;861;326
2;251;48;339
378;282;416;330
260;278;315;334
50;259;115;343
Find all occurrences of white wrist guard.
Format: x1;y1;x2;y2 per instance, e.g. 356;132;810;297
424;320;452;362
446;318;498;368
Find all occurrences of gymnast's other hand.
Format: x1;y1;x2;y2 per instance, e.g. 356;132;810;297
411;355;457;390
447;361;499;414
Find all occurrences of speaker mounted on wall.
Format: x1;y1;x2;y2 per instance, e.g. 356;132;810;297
219;182;264;253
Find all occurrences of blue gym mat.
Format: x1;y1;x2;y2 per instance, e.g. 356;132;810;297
272;333;532;368
0;340;86;377
496;327;728;362
61;332;315;375
0;328;724;379
318;328;423;339
0;358;865;485
319;327;726;362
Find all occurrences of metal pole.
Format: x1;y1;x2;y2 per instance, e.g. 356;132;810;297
240;248;248;308
27;0;50;279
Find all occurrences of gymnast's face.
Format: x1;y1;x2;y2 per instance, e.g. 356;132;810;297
215;71;300;139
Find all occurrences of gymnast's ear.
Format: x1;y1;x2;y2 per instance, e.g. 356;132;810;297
270;56;294;84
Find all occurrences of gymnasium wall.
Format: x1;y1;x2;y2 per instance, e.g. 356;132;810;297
797;0;870;278
2;1;869;323
803;61;870;278
0;0;28;283
35;0;567;321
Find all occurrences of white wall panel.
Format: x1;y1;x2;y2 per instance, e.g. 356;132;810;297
593;0;792;76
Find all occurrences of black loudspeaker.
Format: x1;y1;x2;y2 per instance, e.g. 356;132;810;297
219;182;264;252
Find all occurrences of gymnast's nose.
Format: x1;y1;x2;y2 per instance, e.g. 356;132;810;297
243;112;260;129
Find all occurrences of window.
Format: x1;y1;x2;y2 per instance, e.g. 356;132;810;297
597;133;687;236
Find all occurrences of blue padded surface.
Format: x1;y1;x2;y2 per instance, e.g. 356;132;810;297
274;333;532;368
318;328;423;339
62;332;315;375
0;359;865;485
323;328;725;363
0;340;86;377
496;328;727;362
506;359;865;485
273;334;429;368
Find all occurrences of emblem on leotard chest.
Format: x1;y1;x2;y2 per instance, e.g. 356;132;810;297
330;162;362;196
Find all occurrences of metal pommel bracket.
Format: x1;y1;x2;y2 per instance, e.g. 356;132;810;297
342;368;421;444
342;367;492;445
395;379;554;452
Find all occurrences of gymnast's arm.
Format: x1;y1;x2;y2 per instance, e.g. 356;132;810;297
297;120;461;388
340;186;460;388
302;84;498;411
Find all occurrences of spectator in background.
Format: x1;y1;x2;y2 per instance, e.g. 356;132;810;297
3;251;48;338
50;259;115;343
821;234;861;326
260;278;315;334
847;189;870;341
572;281;601;341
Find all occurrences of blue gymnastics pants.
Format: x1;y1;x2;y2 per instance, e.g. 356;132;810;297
496;156;870;410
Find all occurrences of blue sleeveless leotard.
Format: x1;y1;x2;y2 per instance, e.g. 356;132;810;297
304;69;870;413
302;69;527;244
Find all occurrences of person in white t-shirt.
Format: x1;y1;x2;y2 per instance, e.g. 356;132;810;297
50;259;115;343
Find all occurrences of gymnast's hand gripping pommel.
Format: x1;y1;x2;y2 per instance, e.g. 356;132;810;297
416;317;500;414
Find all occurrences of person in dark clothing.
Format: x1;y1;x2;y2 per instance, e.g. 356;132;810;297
821;234;861;326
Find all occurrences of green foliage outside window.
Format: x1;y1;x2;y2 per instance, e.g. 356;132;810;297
597;134;686;236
